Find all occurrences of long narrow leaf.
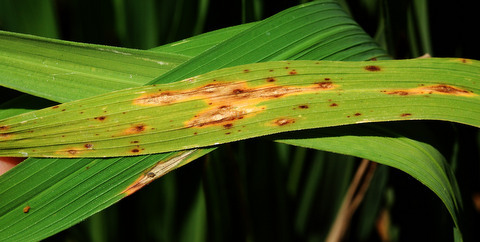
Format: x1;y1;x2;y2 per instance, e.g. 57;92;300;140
1;58;478;158
0;30;188;102
275;123;463;232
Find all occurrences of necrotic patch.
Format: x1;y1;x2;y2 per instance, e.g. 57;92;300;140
133;81;337;129
364;65;381;72
383;84;476;97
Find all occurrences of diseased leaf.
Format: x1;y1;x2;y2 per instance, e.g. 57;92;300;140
1;58;479;158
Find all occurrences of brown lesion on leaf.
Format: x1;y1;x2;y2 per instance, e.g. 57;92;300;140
23;205;31;213
134;80;337;129
54;147;82;157
94;116;107;121
316;81;334;89
122;123;148;135
364;65;381;72
458;58;472;64
0;126;12;140
401;113;412;117
55;144;97;157
382;84;476;97
122;150;195;196
146;172;156;178
266;77;277;82
272;118;296;126
187;104;249;128
131;148;141;153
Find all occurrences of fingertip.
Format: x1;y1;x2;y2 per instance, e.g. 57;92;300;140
0;157;26;176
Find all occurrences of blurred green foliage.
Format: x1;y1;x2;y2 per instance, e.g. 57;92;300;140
1;0;479;241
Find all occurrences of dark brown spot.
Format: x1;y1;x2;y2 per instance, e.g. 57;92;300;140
223;123;233;129
135;125;146;132
61;109;66;112
370;58;377;61
233;89;245;95
0;125;9;131
52;105;60;109
324;78;331;81
243;69;250;73
330;103;338;107
274;118;296;126
123;124;147;135
225;132;231;135
130;140;139;144
266;77;276;82
84;143;93;149
131;148;140;153
316;82;334;89
94;116;107;121
289;70;297;75
354;113;362;116
401;113;412;117
298;105;309;109
365;65;381;71
23;206;30;213
146;172;156;178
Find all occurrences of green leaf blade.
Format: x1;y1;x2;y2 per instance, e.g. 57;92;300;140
0;58;479;158
0;31;188;102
